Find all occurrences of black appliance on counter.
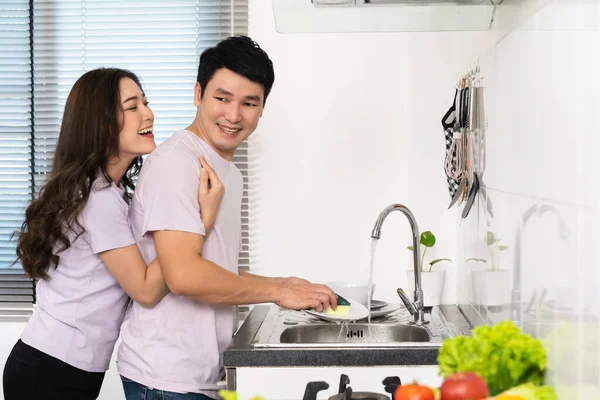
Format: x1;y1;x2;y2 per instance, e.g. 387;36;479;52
303;373;402;400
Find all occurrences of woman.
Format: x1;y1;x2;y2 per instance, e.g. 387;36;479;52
2;68;224;400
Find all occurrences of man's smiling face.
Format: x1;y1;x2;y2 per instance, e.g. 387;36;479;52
192;68;265;160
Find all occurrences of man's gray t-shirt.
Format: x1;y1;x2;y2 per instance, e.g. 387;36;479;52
117;129;243;395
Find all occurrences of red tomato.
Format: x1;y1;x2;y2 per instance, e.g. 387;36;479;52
394;383;435;400
440;372;489;400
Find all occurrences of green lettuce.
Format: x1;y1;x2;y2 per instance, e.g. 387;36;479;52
218;390;265;400
437;321;547;395
499;383;558;400
218;390;238;400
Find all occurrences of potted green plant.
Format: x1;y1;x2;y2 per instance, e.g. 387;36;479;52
468;231;509;306
406;231;453;306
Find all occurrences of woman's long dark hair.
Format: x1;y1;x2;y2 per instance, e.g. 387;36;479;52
16;68;144;280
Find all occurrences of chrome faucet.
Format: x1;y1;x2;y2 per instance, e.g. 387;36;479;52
371;204;429;325
512;204;570;326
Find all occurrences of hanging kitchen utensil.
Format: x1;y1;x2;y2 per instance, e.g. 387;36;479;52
476;85;494;218
462;171;480;218
441;89;458;131
457;83;471;207
445;74;471;210
448;178;466;209
442;88;464;203
447;88;470;209
469;82;494;219
462;63;495;220
445;65;489;214
461;143;478;218
461;71;479;218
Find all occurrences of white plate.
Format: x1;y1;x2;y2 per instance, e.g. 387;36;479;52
304;297;370;322
369;300;388;310
369;303;402;319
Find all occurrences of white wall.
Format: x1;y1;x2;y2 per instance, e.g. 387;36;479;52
247;0;500;307
457;0;600;398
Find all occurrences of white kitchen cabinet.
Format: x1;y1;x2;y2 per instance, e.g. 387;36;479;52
234;365;442;399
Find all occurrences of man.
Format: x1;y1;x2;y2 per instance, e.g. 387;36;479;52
117;36;337;400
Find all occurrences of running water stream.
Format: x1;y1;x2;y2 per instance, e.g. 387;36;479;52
367;238;378;325
336;238;379;342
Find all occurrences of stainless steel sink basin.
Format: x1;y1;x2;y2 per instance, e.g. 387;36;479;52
280;323;431;344
249;306;451;348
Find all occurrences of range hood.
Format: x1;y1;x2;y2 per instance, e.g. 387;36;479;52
272;0;505;33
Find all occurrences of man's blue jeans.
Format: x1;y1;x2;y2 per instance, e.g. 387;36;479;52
121;376;216;400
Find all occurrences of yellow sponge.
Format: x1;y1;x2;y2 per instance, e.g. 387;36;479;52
325;305;350;316
325;294;351;316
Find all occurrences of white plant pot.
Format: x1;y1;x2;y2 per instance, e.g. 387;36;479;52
470;269;509;306
405;269;446;307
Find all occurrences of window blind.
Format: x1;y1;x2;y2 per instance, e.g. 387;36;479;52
0;0;36;309
0;0;249;307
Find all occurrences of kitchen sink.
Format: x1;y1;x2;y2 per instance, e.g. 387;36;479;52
280;323;431;344
249;305;452;348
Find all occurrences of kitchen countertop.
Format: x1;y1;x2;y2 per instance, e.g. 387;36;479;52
224;304;472;368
